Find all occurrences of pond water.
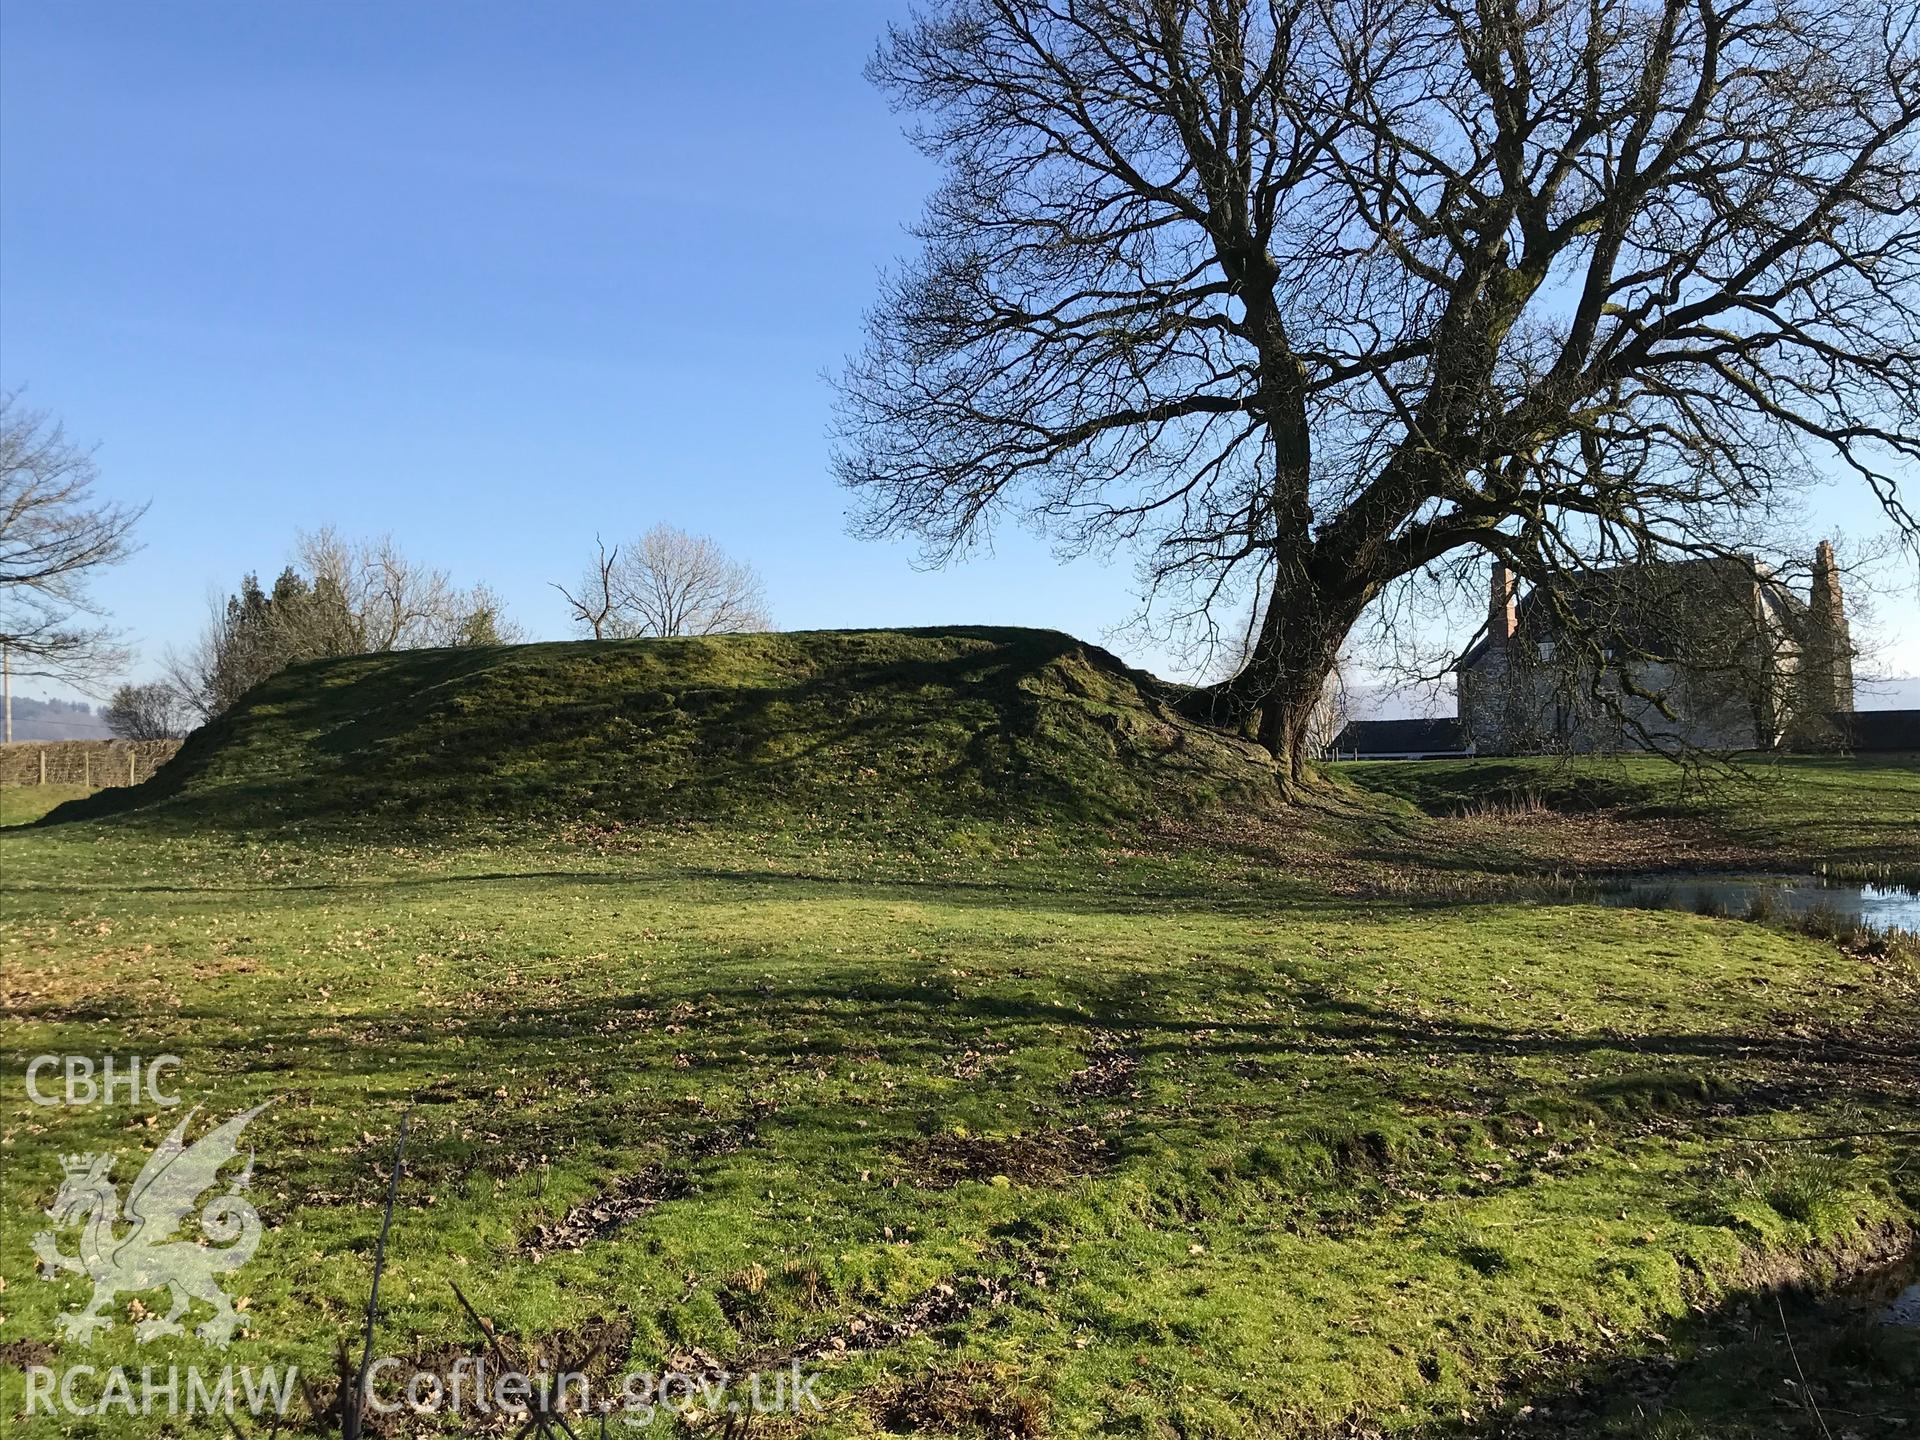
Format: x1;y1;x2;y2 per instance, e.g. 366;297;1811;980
1845;1250;1920;1327
1595;874;1920;934
1886;1284;1920;1327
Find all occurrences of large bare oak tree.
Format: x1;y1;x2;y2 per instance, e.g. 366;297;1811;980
834;0;1920;786
0;394;142;699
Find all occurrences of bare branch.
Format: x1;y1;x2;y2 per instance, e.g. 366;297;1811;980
0;392;143;685
836;0;1920;781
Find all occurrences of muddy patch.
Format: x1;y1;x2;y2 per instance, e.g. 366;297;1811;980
894;1126;1115;1188
746;1267;1034;1374
688;1112;759;1160
500;1314;635;1378
1060;1030;1140;1100
869;1361;1051;1437
522;1165;687;1255
307;1315;636;1435
0;1339;55;1370
519;1113;763;1255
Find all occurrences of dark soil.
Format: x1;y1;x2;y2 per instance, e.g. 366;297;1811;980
893;1126;1117;1188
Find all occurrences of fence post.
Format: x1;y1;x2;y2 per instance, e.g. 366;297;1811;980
130;750;137;786
83;751;91;789
40;749;47;785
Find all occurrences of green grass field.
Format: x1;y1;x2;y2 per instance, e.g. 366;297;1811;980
1339;754;1920;875
0;786;93;829
2;633;1916;1437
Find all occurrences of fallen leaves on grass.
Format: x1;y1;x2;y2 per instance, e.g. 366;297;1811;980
893;1127;1115;1188
870;1361;1051;1438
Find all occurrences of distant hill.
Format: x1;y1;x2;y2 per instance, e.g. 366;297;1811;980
56;628;1284;832
3;695;111;741
1857;675;1920;710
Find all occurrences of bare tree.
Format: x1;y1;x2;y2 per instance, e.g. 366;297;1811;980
0;394;143;708
167;534;522;721
161;601;233;724
296;528;524;652
834;0;1920;788
103;680;191;740
558;526;771;639
553;535;626;639
617;526;771;637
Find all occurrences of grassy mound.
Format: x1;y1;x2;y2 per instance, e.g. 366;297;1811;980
59;627;1281;832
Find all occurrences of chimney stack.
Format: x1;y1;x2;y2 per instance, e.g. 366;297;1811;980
1489;560;1517;646
1809;540;1853;714
1811;540;1843;624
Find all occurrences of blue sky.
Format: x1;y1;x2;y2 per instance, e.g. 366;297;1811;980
3;1;1915;708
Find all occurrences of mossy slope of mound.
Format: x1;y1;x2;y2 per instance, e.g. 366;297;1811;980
64;627;1280;830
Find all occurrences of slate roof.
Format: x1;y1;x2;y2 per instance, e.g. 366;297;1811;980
1330;717;1470;757
1832;709;1920;753
1458;557;1804;674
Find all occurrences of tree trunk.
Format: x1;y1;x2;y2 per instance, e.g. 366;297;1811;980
1192;565;1356;794
1251;614;1344;793
1254;655;1336;790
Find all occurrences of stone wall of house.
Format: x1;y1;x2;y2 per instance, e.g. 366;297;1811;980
1561;662;1767;752
1456;552;1853;756
1456;648;1501;751
1461;646;1772;754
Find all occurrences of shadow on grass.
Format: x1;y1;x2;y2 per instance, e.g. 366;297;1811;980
0;861;1328;915
16;966;1918;1200
1422;1249;1920;1438
10;916;1916;1435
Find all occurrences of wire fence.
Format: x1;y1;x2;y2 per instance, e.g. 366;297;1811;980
0;739;184;789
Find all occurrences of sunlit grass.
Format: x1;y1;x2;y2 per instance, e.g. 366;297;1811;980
0;785;93;827
2;817;1914;1436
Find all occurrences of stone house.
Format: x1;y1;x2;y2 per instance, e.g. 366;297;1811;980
1455;544;1854;754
